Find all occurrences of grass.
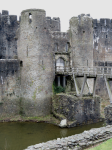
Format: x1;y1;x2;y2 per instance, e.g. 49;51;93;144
88;138;112;150
0;114;60;125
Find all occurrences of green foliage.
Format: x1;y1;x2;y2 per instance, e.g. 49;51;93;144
19;97;25;116
53;82;65;94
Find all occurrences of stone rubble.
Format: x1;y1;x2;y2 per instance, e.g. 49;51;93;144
24;125;112;150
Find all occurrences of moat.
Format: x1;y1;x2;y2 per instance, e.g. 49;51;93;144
0;122;104;150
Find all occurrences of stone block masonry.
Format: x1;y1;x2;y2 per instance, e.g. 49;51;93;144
0;59;20;117
25;125;112;150
105;105;112;125
0;10;19;59
52;94;101;127
17;9;55;116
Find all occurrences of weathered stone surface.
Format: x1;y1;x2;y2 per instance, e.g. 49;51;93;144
0;59;20;117
24;125;112;150
17;9;55;116
0;8;112;118
0;11;18;59
104;105;112;125
52;94;101;127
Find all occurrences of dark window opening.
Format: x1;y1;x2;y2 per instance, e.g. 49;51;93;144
27;46;28;57
20;61;23;67
54;75;66;88
29;13;32;19
83;31;85;33
106;35;107;38
55;43;58;51
29;13;32;23
66;42;70;52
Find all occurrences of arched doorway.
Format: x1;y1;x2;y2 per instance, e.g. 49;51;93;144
56;57;65;71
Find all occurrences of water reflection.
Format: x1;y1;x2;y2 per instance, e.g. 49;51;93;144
60;129;68;137
0;122;104;150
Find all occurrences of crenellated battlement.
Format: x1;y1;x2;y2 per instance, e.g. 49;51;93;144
0;10;18;26
93;18;112;29
46;16;60;31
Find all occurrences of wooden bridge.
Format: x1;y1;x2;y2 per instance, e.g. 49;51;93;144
55;66;112;104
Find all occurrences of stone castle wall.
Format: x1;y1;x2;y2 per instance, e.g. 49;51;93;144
17;9;55;116
93;19;112;62
0;59;20;117
52;94;101;127
1;9;112;117
69;14;93;93
0;10;19;59
69;14;93;68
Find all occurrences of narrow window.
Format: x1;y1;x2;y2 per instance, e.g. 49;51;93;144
29;13;32;19
106;35;107;38
20;61;23;67
66;42;70;52
29;13;32;23
83;31;85;33
27;46;28;57
55;43;58;51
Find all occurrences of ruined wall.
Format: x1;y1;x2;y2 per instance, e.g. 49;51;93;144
93;61;112;99
17;9;55;117
93;19;112;62
70;14;93;68
0;10;19;59
46;17;60;31
51;31;70;68
0;60;20;118
69;14;93;93
52;94;101;127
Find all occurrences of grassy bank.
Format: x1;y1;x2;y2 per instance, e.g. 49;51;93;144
87;138;112;150
0;114;60;125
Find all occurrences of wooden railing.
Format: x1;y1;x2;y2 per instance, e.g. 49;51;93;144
55;66;112;75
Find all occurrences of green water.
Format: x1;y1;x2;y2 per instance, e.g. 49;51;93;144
0;121;105;150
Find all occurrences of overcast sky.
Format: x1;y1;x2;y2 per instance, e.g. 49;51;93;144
0;0;112;32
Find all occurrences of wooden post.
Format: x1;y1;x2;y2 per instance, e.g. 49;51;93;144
72;72;79;95
105;77;112;104
80;74;87;97
93;76;97;97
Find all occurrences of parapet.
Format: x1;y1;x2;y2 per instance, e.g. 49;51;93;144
46;16;60;31
21;8;45;14
93;18;112;29
2;10;9;15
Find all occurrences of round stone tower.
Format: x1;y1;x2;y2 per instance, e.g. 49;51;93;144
70;14;93;68
69;14;93;93
17;9;54;116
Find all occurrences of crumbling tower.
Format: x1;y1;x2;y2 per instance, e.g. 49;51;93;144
69;14;93;92
17;9;54;116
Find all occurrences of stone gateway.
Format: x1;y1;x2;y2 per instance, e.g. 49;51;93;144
0;9;112;119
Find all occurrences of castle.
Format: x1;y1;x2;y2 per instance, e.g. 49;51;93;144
0;9;111;117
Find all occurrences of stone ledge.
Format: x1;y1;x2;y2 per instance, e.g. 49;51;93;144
24;125;112;150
